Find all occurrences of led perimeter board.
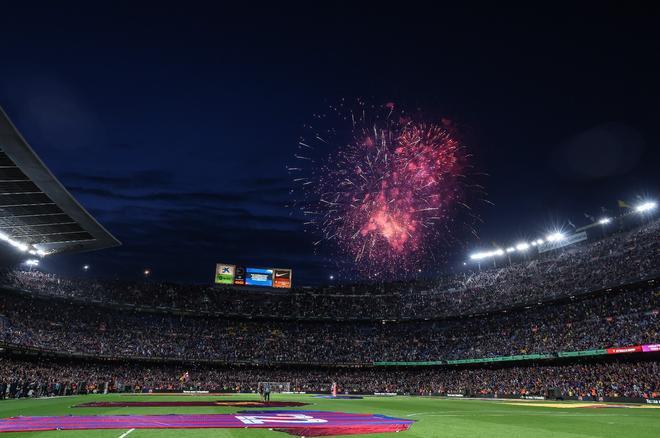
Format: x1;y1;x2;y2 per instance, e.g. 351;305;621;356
214;263;291;288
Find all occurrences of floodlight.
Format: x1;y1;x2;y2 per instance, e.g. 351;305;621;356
635;202;657;213
546;232;565;242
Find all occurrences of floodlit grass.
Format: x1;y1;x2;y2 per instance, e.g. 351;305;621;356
0;393;658;437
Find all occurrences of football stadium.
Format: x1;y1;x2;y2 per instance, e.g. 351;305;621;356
0;4;659;438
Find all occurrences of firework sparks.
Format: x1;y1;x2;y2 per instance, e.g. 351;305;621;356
291;100;473;278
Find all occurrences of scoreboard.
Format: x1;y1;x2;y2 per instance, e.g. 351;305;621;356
215;263;292;288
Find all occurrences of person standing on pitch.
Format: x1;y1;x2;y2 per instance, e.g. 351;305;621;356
263;383;271;402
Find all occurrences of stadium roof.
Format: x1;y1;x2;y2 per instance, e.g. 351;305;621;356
0;106;120;255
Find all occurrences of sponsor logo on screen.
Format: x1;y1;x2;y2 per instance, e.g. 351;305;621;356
234;266;246;285
606;345;643;354
215;264;235;284
273;269;292;288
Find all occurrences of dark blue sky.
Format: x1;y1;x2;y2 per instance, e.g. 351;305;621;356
0;3;658;284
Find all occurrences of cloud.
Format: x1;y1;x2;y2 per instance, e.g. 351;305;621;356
62;170;174;190
66;183;293;210
69;186;247;203
74;204;322;283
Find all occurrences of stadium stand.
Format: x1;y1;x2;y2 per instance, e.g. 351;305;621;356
1;218;657;320
0;280;656;363
0;217;657;401
0;356;657;400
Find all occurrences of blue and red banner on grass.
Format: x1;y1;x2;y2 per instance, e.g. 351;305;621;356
0;411;414;436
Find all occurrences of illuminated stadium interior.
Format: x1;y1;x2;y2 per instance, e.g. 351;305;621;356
0;4;658;438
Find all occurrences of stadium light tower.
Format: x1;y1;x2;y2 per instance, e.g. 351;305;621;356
143;268;151;277
598;217;611;225
83;264;90;271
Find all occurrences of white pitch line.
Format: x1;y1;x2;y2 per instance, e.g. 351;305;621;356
118;428;135;438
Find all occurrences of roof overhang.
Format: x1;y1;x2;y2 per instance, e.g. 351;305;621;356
0;105;120;255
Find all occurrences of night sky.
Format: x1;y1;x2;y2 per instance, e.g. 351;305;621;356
0;3;658;284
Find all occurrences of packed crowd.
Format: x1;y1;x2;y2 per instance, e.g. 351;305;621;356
0;283;656;363
0;356;657;400
2;219;657;320
0;220;656;402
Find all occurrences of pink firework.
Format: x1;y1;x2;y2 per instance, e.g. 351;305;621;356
291;100;470;278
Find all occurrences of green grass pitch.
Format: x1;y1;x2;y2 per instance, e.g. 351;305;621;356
0;393;658;437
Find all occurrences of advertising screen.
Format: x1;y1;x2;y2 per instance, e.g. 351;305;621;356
214;264;291;288
606;345;643;355
233;266;246;285
215;264;235;284
245;267;273;287
273;269;292;288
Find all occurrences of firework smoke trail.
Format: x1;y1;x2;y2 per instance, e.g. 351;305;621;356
290;100;474;279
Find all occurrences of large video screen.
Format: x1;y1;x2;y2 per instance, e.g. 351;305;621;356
245;267;273;287
215;263;291;288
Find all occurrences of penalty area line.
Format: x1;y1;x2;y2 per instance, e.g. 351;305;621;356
118;428;135;438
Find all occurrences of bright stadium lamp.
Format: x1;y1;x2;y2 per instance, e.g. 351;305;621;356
635;201;657;213
505;247;515;253
515;242;529;251
8;239;28;252
598;217;611;225
546;232;565;242
24;259;39;266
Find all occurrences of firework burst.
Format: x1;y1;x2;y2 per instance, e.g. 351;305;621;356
290;100;475;278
